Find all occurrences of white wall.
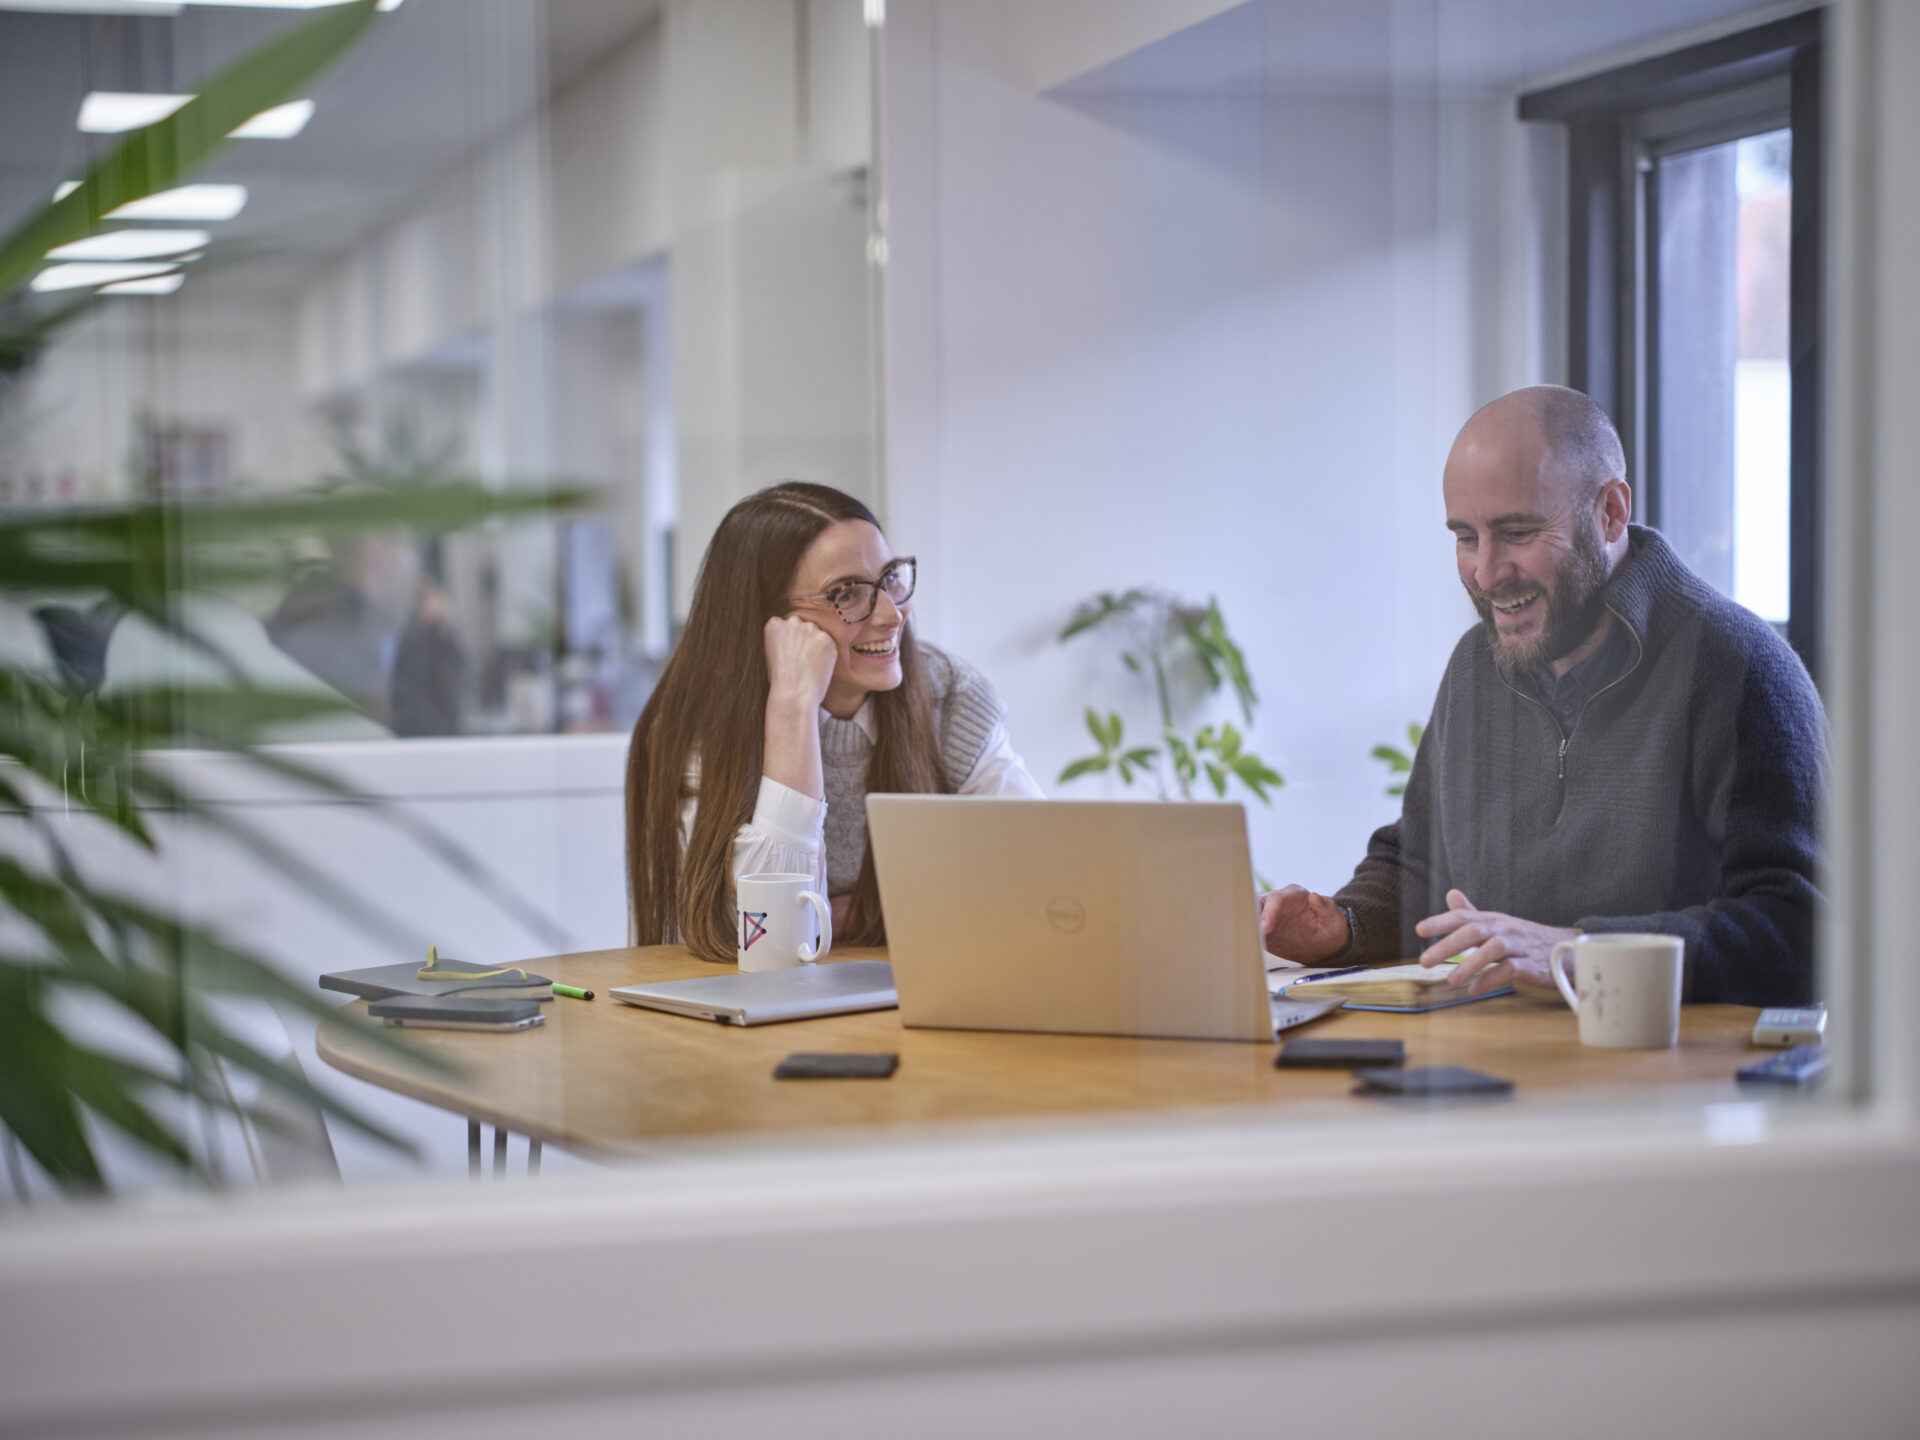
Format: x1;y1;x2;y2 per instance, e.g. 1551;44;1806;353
1;289;326;503
283;0;881;626
884;0;1559;890
548;15;673;299
666;0;880;614
999;0;1253;91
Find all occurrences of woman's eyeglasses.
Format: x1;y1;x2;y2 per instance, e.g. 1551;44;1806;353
792;557;917;624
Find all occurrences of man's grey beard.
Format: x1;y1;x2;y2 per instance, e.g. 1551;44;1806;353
1467;520;1613;672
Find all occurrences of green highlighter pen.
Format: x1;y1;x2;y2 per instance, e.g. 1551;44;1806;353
552;983;594;1001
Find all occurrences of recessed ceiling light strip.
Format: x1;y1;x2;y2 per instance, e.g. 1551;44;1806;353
47;229;209;262
32;261;181;292
78;91;316;138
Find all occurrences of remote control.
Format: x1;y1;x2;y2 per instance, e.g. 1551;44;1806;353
1737;1043;1829;1086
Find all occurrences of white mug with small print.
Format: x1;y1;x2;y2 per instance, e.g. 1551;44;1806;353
735;872;833;972
1548;932;1684;1048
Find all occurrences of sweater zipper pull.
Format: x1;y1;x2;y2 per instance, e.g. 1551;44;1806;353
1558;736;1568;781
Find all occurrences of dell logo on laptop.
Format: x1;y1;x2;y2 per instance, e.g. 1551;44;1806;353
1045;896;1086;934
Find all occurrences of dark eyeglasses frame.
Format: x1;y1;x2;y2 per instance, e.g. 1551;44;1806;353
790;556;918;624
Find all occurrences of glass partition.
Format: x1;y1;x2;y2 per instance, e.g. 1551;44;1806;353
0;0;1847;1209
0;0;880;742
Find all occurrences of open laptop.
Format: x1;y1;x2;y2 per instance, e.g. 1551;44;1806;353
866;796;1335;1043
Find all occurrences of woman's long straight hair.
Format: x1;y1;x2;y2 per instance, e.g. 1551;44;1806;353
625;482;948;961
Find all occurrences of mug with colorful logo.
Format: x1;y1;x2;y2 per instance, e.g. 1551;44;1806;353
735;872;833;972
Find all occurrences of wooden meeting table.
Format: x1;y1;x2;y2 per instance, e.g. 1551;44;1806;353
315;946;1766;1162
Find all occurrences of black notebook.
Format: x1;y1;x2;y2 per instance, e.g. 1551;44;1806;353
320;961;553;1003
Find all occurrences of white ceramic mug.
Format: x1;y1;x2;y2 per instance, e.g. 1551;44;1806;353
1548;932;1685;1049
735;872;833;972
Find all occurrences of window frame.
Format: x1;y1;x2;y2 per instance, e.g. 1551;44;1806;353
1520;10;1826;681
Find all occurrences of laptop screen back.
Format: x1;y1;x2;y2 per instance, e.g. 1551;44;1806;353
866;796;1272;1042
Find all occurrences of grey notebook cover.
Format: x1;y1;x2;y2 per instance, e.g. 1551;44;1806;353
320;961;552;1002
609;960;899;1026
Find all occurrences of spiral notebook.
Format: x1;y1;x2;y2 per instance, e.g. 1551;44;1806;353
1272;962;1512;1012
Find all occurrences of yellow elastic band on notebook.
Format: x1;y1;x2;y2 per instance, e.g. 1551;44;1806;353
417;944;529;984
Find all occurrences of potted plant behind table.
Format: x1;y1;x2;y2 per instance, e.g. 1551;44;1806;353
1054;588;1284;825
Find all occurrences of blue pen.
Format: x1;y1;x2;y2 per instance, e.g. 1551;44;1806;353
1289;965;1370;984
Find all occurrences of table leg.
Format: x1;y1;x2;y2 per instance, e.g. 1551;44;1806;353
493;1126;507;1180
467;1120;480;1180
527;1139;542;1179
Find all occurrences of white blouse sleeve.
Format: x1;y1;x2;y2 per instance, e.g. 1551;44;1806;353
681;770;830;896
959;720;1045;797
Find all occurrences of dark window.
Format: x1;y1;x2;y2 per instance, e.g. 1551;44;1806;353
1520;12;1824;682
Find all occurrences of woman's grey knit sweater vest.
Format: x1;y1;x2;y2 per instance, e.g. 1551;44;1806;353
818;644;1004;895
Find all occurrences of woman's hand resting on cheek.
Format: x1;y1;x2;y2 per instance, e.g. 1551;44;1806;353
764;615;839;712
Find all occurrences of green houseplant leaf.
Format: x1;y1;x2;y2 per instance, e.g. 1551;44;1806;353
1372;722;1424;796
1057;755;1110;783
1057;588;1284;808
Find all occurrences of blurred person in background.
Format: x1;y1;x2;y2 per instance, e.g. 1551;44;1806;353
268;530;464;736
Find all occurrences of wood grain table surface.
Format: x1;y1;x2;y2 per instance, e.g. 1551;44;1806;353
315;946;1765;1156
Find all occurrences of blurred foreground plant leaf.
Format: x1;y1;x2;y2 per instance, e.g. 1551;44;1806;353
0;480;591;1193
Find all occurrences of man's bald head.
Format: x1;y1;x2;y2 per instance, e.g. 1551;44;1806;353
1443;386;1634;675
1455;385;1627;504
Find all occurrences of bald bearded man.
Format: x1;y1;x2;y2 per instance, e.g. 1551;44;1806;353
1260;386;1824;1006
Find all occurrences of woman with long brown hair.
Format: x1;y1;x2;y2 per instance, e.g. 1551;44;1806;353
626;482;1040;961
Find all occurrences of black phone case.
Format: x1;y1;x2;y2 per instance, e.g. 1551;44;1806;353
773;1052;899;1079
1275;1038;1406;1069
368;994;543;1023
1353;1064;1513;1095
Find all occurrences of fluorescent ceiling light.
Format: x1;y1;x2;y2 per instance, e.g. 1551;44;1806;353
1;3;180;14
107;184;248;222
47;229;209;262
32;262;179;292
3;0;397;9
78;92;191;134
228;98;314;138
174;1;403;7
78;92;315;140
102;273;185;296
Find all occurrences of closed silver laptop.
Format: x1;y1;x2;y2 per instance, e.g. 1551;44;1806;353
867;797;1300;1043
608;959;897;1026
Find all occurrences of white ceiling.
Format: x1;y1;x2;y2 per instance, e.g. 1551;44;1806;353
0;0;661;296
0;0;1807;305
1054;0;1809;97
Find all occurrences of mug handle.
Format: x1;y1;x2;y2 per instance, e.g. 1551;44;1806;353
1549;938;1581;1011
795;889;833;963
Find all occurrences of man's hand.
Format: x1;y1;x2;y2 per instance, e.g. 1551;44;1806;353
1416;888;1577;995
1259;885;1351;964
763;615;838;712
